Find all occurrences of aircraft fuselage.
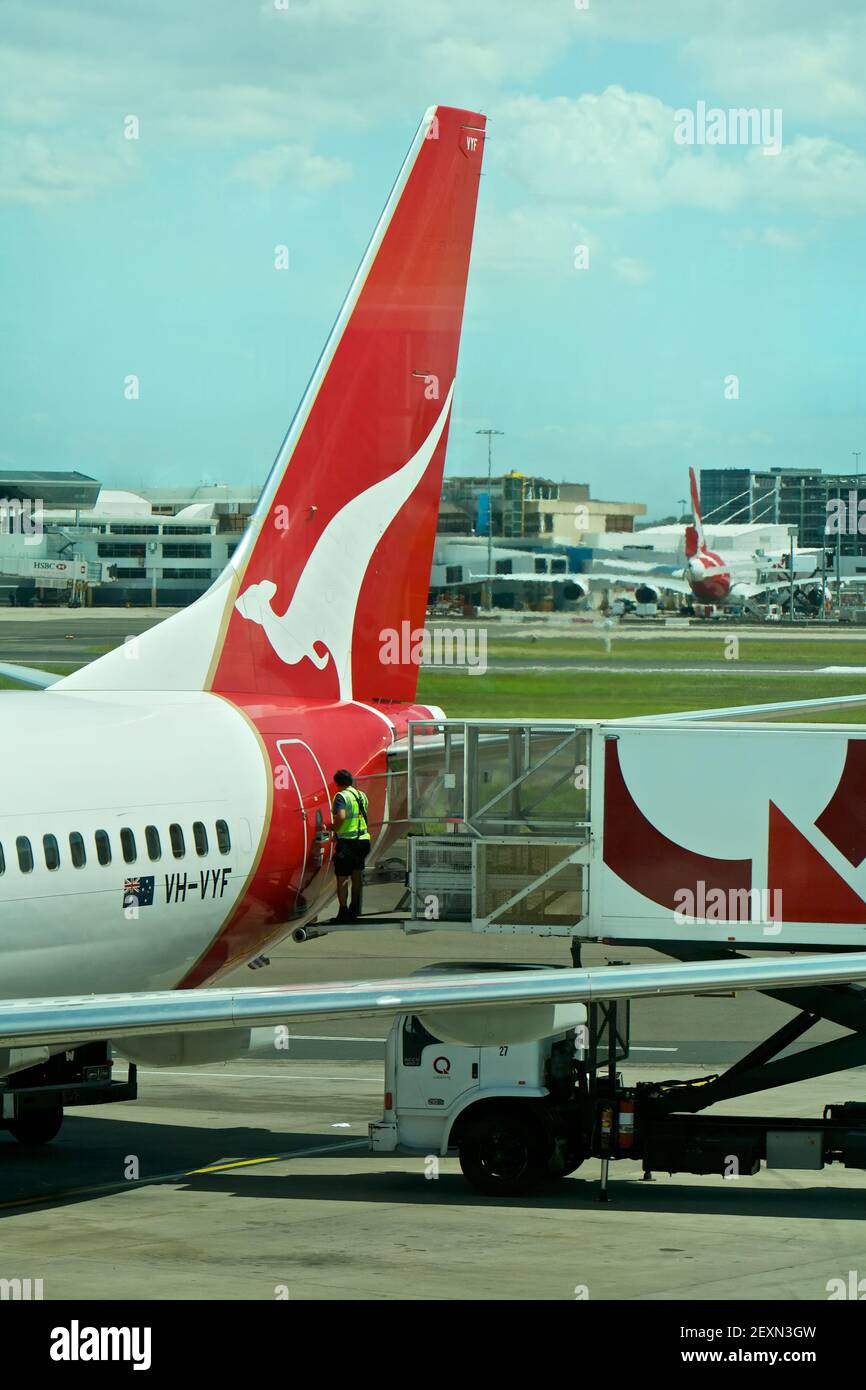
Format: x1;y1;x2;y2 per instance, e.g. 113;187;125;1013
0;689;418;999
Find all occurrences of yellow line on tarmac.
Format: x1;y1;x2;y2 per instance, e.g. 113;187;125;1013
193;1155;291;1173
0;1138;365;1211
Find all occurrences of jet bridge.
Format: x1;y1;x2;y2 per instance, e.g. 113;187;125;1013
384;717;866;1201
406;720;595;937
402;712;866;954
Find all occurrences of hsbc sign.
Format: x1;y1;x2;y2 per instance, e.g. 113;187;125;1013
30;560;88;579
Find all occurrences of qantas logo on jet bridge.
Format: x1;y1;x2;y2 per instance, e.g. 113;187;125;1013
233;383;455;701
604;738;866;925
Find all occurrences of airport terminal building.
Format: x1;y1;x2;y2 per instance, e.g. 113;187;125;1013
701;467;866;571
5;463;861;611
0;475;258;607
431;472;646;610
0;468;646;608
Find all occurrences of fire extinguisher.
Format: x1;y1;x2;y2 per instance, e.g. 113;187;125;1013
618;1097;635;1152
599;1103;615;1154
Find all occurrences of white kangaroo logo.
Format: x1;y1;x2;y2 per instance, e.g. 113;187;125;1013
235;382;455;701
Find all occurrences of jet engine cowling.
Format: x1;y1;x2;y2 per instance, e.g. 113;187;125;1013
634;584;661;605
418;1002;586;1047
562;579;587;603
114;1028;251;1067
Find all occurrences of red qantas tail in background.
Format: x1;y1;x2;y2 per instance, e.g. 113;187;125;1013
684;466;706;560
61;106;486;703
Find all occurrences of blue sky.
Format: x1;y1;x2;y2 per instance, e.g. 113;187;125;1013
1;0;864;517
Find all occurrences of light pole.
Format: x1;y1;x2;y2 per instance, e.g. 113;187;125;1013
147;539;159;608
476;428;503;608
836;499;842;616
854;451;862;477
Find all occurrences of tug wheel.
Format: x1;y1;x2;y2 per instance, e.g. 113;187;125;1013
458;1108;546;1196
7;1107;63;1145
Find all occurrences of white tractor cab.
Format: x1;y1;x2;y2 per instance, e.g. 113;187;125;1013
369;1013;587;1195
369;964;631;1197
369;960;866;1201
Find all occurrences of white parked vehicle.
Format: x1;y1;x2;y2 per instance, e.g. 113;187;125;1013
369;995;866;1199
369;1010;590;1195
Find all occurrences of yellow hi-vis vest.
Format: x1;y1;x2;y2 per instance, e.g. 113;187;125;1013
334;787;370;840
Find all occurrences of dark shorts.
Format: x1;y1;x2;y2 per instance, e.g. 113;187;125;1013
333;838;371;876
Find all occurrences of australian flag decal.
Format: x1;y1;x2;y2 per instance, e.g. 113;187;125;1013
123;876;155;909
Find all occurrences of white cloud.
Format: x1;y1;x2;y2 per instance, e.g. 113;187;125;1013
756;135;866;213
613;256;653;284
495;88;866;217
761;226;807;250
473;200;658;289
473;204;598;277
0;133;134;205
577;0;866;126
2;0;864;228
685;30;866;124
730;226;811;252
158;83;362;145
231;143;350;192
0;44;117;127
0;0;575;209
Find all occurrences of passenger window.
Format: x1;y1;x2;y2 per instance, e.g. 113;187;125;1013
145;825;161;861
95;830;111;866
120;827;136;864
69;831;86;868
16;836;33;873
43;834;60;871
193;821;208;856
216;819;231;854
169;823;185;858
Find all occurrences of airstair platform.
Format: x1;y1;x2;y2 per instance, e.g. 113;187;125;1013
405;719;593;938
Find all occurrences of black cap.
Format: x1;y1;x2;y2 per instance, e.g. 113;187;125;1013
334;769;353;786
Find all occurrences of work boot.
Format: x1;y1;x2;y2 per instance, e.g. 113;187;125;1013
328;906;352;924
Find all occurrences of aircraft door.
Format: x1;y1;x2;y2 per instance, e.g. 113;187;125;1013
276;739;333;914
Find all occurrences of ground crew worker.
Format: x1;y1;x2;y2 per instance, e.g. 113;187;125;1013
330;769;371;923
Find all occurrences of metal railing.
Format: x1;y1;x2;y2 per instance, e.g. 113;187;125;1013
407;719;592;840
406;720;594;936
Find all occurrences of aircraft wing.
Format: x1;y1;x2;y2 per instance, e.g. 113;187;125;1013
590;558;681;576
0;662;60;688
628;693;866;723
736;577;824;599
4;953;866;1049
595;572;692;595
467;571;693;595
466;572;583;584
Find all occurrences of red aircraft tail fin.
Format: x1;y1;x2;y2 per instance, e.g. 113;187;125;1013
212;104;486;705
59;107;485;702
688;467;707;553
